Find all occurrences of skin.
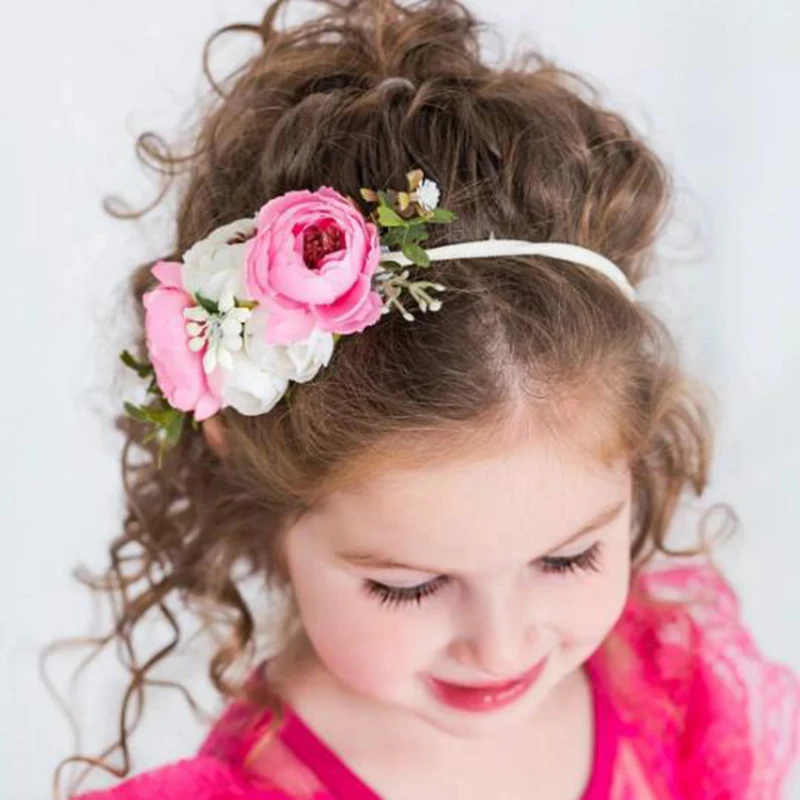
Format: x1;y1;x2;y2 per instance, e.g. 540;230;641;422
249;420;635;798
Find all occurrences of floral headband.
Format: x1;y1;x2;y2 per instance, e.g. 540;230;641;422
121;169;635;458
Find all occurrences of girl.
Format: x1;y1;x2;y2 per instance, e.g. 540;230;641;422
58;0;798;797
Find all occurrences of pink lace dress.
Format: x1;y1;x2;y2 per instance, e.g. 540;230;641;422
77;564;799;799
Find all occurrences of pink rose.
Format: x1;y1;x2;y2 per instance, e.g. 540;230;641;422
143;261;222;421
245;186;384;344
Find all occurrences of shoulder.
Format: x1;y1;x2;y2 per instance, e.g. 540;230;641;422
605;562;799;798
72;699;336;800
73;754;297;799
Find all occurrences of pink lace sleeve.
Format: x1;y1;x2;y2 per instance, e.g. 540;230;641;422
610;562;799;799
72;700;337;800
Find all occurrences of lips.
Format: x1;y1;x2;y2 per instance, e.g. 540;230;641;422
428;658;547;713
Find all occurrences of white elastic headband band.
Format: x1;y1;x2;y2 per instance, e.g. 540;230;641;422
380;239;636;302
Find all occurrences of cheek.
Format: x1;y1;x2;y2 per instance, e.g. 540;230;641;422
287;554;436;692
548;536;631;646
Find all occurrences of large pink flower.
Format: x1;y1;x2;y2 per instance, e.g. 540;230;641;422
245;186;384;344
143;261;222;421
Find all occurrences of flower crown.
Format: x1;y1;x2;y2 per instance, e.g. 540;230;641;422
121;168;635;459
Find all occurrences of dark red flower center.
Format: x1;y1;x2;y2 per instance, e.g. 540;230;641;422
302;219;345;270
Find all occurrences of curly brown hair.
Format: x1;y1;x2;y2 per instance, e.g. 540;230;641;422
51;0;728;796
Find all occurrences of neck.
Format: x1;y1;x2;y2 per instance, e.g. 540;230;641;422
266;640;589;766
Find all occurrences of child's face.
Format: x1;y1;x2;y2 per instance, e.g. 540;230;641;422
282;430;632;738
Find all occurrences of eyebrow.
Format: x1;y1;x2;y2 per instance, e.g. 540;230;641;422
337;499;628;573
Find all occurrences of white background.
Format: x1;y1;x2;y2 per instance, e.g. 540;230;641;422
2;1;798;798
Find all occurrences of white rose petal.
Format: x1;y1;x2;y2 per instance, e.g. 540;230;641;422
182;217;255;303
220;351;290;416
216;307;335;416
218;348;234;370
242;308;334;384
285;328;335;383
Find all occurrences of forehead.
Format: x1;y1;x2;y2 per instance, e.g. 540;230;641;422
307;432;631;573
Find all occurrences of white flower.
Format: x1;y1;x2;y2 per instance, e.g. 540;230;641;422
245;308;335;383
219;352;290;416
182;217;255;303
219;307;335;415
414;179;440;212
184;292;252;375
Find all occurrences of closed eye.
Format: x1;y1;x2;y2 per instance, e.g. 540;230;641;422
364;575;448;609
539;541;602;575
363;542;603;610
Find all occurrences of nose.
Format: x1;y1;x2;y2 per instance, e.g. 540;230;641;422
448;588;538;680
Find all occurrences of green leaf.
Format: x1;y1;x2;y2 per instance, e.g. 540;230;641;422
151;407;179;427
377;190;393;207
123;402;151;423
428;208;456;223
402;243;430;267
381;228;406;248
403;227;429;244
194;293;219;314
164;411;185;447
377;205;405;228
120;350;153;378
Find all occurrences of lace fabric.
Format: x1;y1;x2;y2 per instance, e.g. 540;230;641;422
604;562;799;799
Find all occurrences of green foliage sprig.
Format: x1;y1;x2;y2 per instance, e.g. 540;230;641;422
120;350;189;466
360;168;457;319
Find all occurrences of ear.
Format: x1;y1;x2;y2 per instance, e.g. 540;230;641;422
201;416;229;458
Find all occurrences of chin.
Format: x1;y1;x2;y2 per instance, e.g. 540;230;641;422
424;711;524;738
417;690;550;739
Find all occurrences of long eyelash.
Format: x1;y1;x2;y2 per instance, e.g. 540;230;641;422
365;543;602;609
540;542;602;575
364;576;448;609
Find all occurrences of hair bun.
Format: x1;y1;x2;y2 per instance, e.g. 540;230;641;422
255;0;486;90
